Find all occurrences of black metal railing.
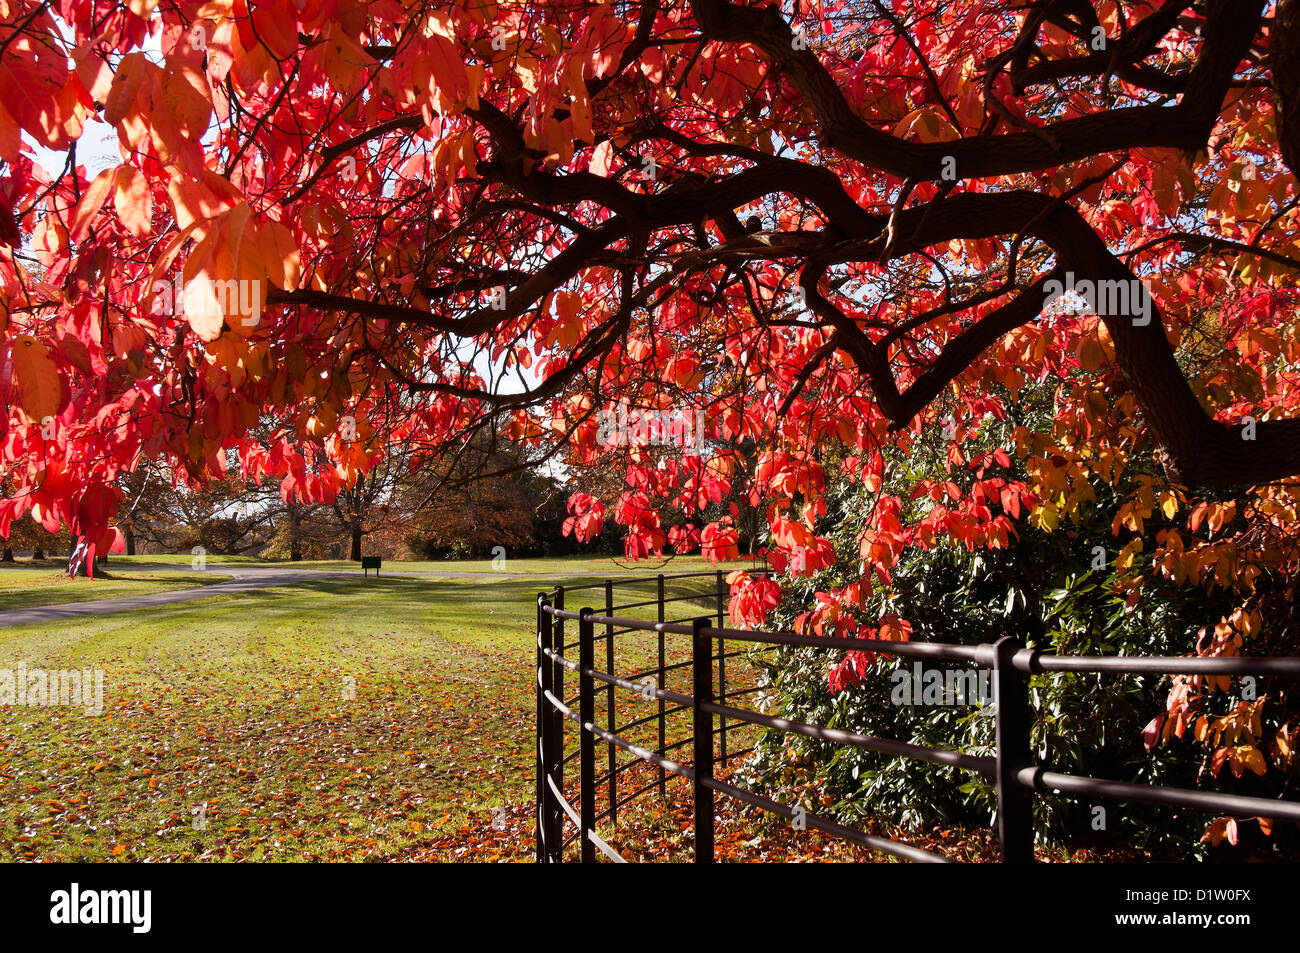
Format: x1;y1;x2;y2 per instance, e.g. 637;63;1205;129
534;573;1300;863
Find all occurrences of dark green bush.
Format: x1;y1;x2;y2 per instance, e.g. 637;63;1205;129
738;396;1289;859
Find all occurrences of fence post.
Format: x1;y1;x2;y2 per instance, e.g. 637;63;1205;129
536;593;548;863
550;586;565;862
716;569;727;769
656;573;666;799
538;592;562;863
692;616;715;863
992;636;1034;863
605;580;617;826
579;607;597;863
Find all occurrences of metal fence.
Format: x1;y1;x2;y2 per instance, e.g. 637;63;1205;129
535;571;1300;863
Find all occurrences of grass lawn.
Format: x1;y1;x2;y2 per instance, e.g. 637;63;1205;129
108;552;768;576
0;567;731;862
0;562;1141;863
0;570;233;611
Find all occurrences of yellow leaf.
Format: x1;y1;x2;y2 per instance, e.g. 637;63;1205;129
196;0;235;17
182;272;226;342
1076;335;1104;372
1274;728;1293;764
892;106;959;143
114;165;152;238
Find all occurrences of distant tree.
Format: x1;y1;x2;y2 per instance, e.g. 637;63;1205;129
331;464;398;562
383;431;565;559
3;513;70;561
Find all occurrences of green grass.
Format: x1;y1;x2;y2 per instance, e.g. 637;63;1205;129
0;570;232;611
108;552;767;576
0;567;734;861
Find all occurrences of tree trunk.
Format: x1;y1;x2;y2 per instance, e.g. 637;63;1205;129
71;537;89;576
289;506;303;561
125;527;136;556
1274;0;1300;179
33;548;45;560
349;523;362;562
1;548;11;562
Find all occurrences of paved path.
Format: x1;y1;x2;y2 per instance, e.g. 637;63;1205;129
0;566;357;628
0;563;678;628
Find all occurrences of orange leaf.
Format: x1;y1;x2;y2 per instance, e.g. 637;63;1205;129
181;225;227;342
250;0;299;60
257;220;301;289
424;34;469;109
103;52;150;126
12;335;65;423
68;168;116;242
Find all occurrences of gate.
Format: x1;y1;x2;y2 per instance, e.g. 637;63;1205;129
535;572;1300;862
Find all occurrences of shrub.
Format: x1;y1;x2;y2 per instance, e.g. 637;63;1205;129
739;396;1296;858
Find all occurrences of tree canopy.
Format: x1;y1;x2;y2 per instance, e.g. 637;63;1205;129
2;0;1299;622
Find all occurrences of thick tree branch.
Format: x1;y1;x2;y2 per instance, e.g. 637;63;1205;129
689;0;1264;181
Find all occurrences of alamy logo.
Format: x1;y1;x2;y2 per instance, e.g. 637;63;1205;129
49;883;151;933
595;402;707;454
1;664;103;715
890;662;992;706
149;275;264;327
1042;271;1152;326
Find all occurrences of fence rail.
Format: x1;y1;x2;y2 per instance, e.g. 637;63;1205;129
534;571;1300;863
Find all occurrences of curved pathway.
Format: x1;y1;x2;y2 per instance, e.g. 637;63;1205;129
0;563;663;628
0;565;357;628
